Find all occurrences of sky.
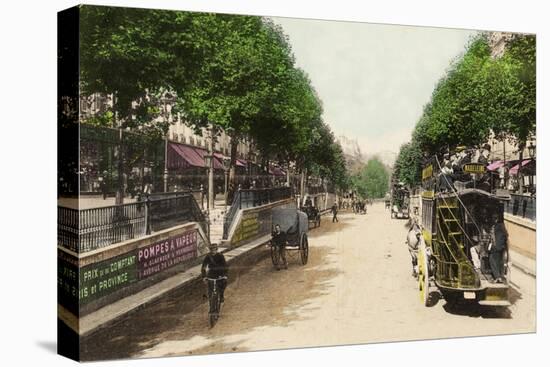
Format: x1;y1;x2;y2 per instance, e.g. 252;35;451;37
271;17;477;157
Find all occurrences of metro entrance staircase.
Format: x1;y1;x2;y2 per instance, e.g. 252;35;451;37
208;199;227;247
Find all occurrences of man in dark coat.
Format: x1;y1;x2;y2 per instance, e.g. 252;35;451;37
489;215;508;283
331;202;339;222
272;224;288;270
201;243;228;302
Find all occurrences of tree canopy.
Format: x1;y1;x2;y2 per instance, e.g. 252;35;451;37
413;33;535;155
393;141;423;187
351;157;389;199
78;5;351;192
395;32;536;188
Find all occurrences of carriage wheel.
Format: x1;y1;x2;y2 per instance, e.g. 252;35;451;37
418;241;430;306
300;234;309;265
270;243;279;267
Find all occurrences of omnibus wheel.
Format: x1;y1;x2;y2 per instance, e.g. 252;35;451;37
418;242;430;306
300;234;309;265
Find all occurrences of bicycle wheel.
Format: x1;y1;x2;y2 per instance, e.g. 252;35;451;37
209;291;220;328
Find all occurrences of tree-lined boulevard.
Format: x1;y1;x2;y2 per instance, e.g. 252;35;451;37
81;203;535;360
57;6;537;361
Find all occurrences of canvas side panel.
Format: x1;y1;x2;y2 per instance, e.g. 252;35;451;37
57;5;80;362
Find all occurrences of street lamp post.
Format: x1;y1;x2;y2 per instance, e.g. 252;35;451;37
247;150;256;185
518;142;526;195
527;142;536;192
204;126;215;211
161;93;175;193
528;142;536;159
204;152;214;210
164;135;169;193
222;156;231;212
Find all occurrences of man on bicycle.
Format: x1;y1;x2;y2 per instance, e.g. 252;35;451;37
272;224;288;270
201;242;228;302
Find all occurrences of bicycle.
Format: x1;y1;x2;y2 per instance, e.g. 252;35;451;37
204;276;227;328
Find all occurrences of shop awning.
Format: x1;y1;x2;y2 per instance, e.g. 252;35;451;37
509;159;533;175
487;160;504;171
193;147;223;170
168;142;205;169
212;153;247;168
213;152;227;161
212;152;250;169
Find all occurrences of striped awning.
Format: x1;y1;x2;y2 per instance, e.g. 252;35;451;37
193;147;223;169
168;142;226;170
509;159;534;175
487;160;504;171
168;143;205;169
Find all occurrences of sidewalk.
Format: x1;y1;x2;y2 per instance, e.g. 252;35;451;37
59;233;272;337
509;249;536;278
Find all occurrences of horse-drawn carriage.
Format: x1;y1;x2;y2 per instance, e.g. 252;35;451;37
302;205;321;228
270;208;309;268
391;183;410;219
415;157;511;307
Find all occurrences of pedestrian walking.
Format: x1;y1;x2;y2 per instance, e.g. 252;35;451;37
99;173;108;200
331;202;339;223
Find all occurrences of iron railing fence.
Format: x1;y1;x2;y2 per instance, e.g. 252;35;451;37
58;193;206;253
57;206;81;252
223;187;292;239
505;193;536;221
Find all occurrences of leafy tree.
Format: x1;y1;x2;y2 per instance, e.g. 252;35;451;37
79;6;351;200
173;15;296;188
482;34;536;145
351;157;389;199
80;6;202;133
416;36;492;152
394;141;423;187
79;6;202;202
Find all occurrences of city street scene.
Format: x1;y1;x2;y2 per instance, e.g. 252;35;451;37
57;5;536;362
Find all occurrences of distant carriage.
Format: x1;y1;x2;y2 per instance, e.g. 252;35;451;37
390;184;410;219
303;205;321;228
